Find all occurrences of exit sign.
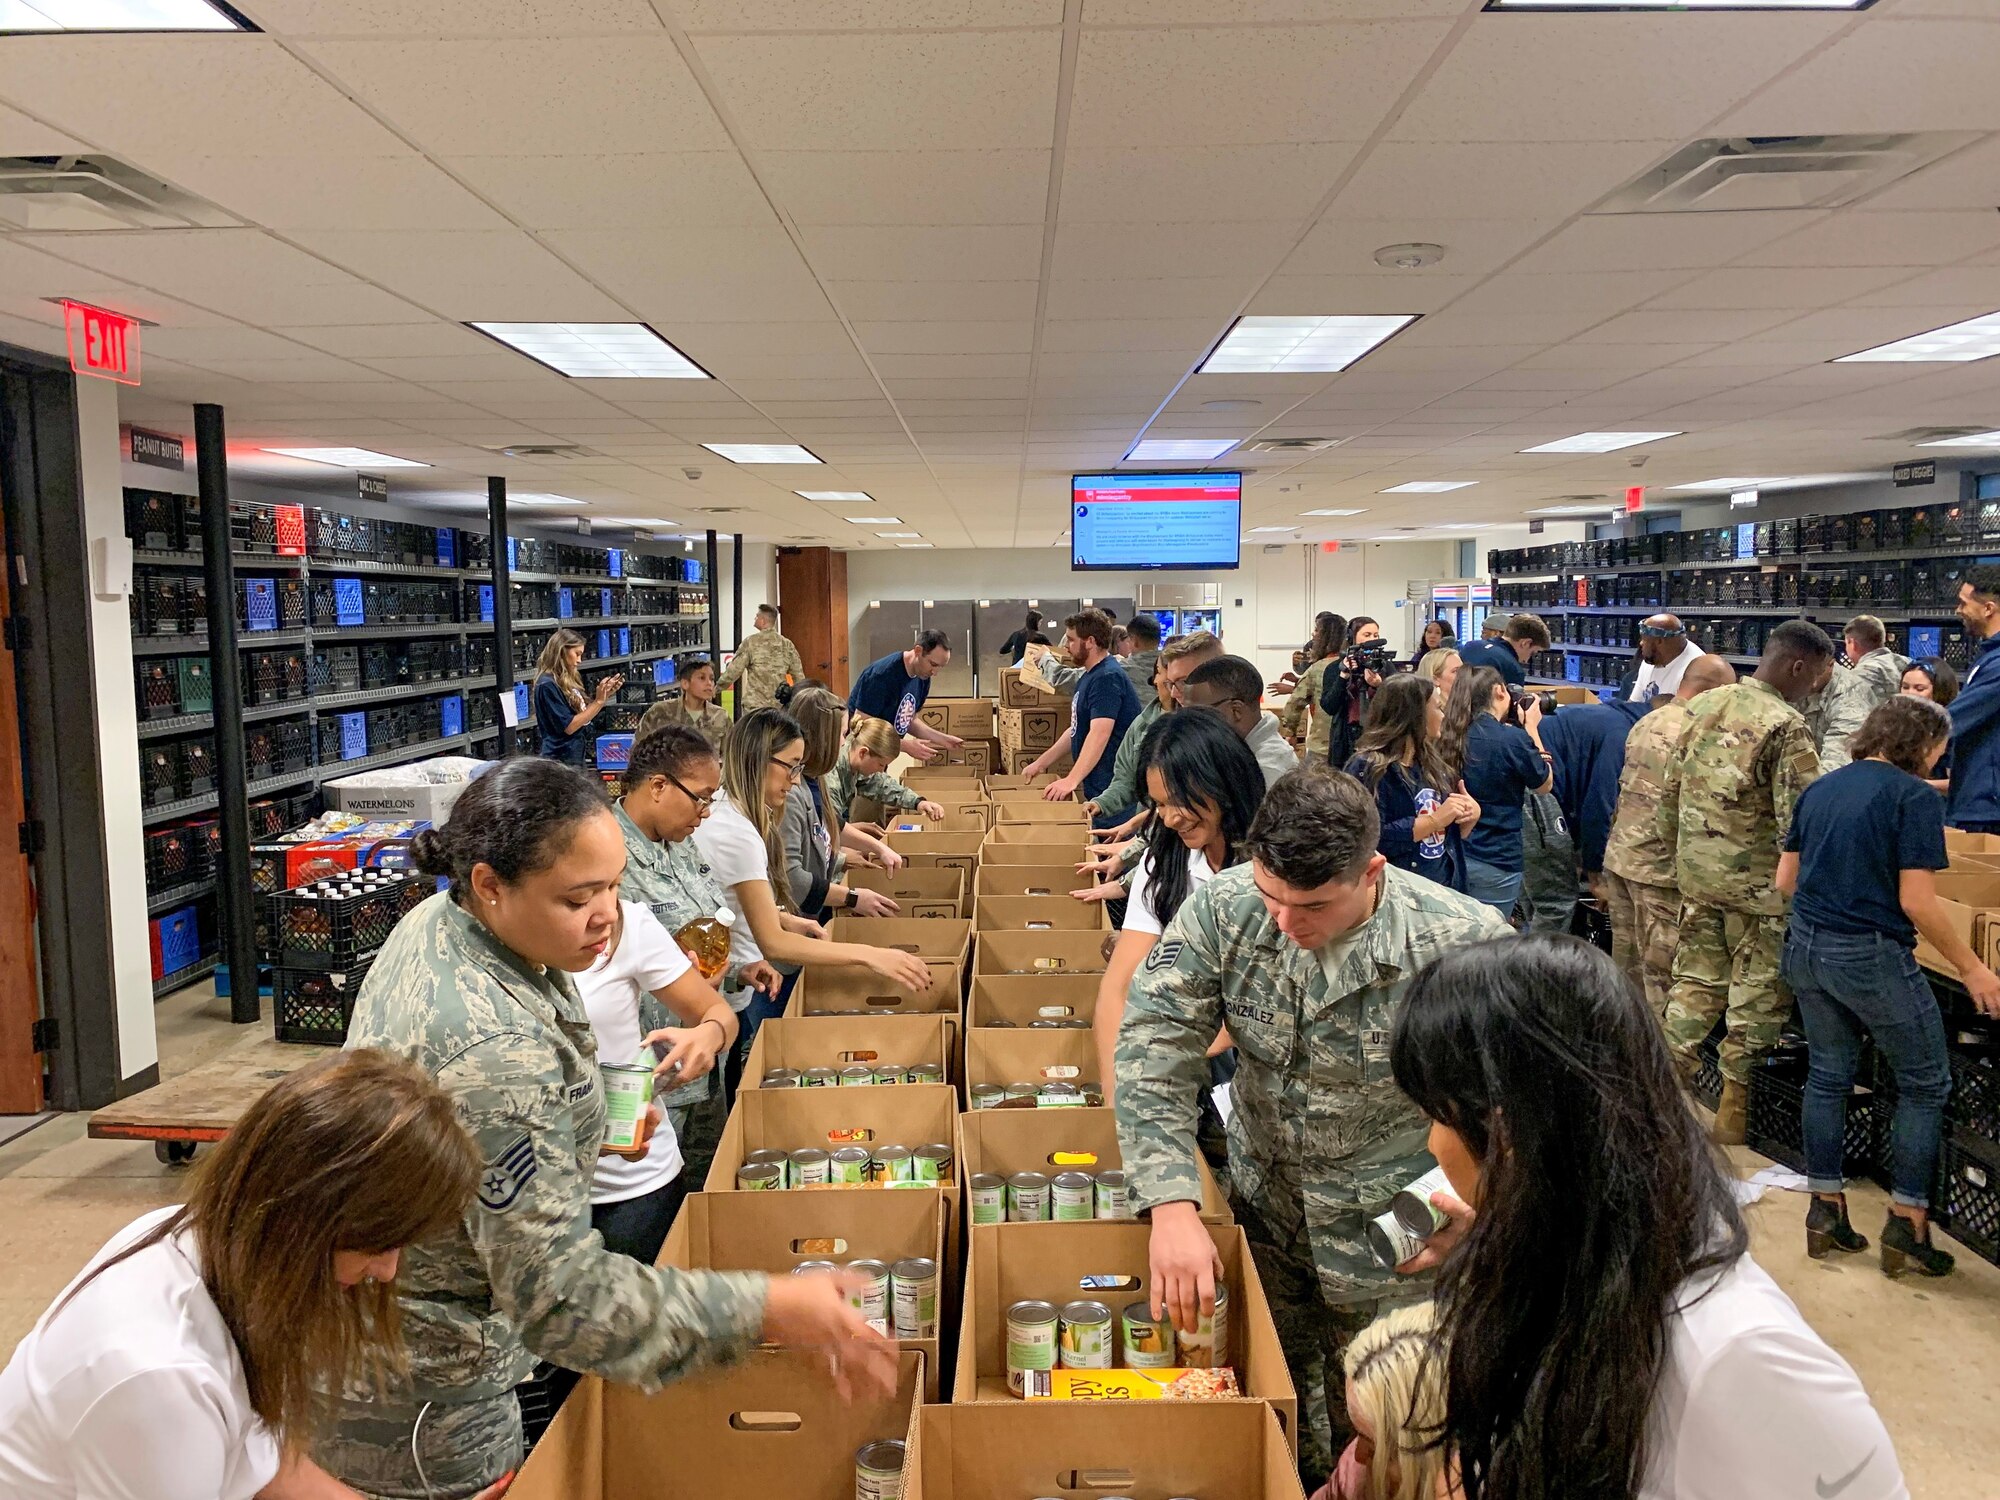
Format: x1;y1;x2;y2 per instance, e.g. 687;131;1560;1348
61;300;140;385
1624;485;1646;514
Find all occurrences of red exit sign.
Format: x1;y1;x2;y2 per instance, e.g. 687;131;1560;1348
61;300;140;385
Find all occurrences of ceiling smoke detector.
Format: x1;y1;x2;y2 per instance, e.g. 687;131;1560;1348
1595;134;1979;216
1373;243;1445;270
0;154;239;231
1242;437;1342;454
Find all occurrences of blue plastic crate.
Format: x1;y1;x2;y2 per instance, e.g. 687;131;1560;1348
607;548;623;579
152;904;202;978
597;733;634;770
479;584;495;623
506;536;518;570
513;682;531;724
599;587;613;616
618;626;631;654
1564;654;1582;682
681;557;702;583
339;711;368;760
333;576;366;627
654;657;675;687
1909;624;1944;661
440;694;463;737
436;527;457;568
244;576;277;631
556;587;574;619
596;628;612;658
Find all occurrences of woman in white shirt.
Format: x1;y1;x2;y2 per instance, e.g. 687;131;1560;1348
1389;935;1908;1500
0;1049;487;1500
695;706;933;1099
1091;709;1266;1104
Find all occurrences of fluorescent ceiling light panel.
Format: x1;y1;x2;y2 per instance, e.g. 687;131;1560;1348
1199;315;1417;375
1837;310;2000;363
595;515;680;527
1381;481;1477;494
845;516;902;525
1667;472;1879;491
261;446;428;468
509;493;586;508
1528;504;1617;516
1301;508;1368;517
1921;431;2000;448
876;531;921;539
796;490;872;502
1124;438;1238;462
1519;431;1680;454
701;443;820;464
468;322;707;379
1486;0;1869;10
898;543;933;549
0;0;247;31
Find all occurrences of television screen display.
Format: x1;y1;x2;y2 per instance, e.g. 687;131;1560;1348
1070;472;1242;572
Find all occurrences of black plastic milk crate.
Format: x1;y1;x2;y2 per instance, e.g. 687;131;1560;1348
272;961;372;1046
144;825;194;887
268;872;427;970
1937;1129;2000;1268
516;1361;561;1453
1745;1048;1876;1176
311;645;362;694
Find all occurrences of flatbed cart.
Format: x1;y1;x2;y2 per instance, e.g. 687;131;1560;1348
88;1033;323;1165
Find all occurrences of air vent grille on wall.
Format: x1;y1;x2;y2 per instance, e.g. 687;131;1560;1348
1242;437;1340;453
0;155;240;231
1594;133;1979;216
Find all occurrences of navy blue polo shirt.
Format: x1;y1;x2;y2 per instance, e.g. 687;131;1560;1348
1070;655;1142;801
1459;714;1546;872
848;651;930;735
1458;636;1527;687
1786;760;1947;947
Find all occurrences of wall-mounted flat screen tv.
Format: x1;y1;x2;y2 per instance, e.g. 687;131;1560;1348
1070;472;1242;572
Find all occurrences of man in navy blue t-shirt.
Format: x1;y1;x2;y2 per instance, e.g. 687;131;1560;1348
847;629;962;762
1023;608;1140;808
1457;612;1551;688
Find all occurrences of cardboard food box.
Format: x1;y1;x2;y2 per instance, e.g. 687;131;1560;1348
992;799;1088;826
999;666;1060;708
953;1220;1291;1446
510;1348;924;1500
846;865;968;919
787;964;961;1019
986;784;1066;803
1914;870;2000;971
828;916;970;996
906;1398;1304;1500
987;773;1060;792
964;1024;1099;1101
1552;686;1596;705
1947;829;2000;857
903;766;986;790
955;1106;1232;1221
1002;745;1065;775
974;894;1109;933
969;973;1100;1030
985;819;1091;847
882;807;989;835
887;827;985;876
975;864;1082;901
744;1013;958;1089
949;738;998;774
659;1192;951;1399
706;1082;961;1193
981;838;1091;867
998;705;1063;749
974;929;1108;978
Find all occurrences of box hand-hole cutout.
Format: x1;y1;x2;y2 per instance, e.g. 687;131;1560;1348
1059;1469;1135;1490
790;1237;848;1255
728;1411;803;1432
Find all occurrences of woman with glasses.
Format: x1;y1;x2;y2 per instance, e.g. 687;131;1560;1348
1900;658;1959;793
695;708;934;1097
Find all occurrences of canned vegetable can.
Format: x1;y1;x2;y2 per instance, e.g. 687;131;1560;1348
1094;1168;1128;1220
871;1144;915;1183
1366;1209;1427;1270
830;1145;873;1184
839;1064;876;1086
912;1142;953;1183
968;1172;1006;1226
891;1256;940;1340
745;1148;792;1188
1007;1170;1051;1222
1058;1300;1113;1369
1003;1082;1041;1104
792;1259;840;1275
969;1083;1005;1110
1121;1301;1175;1368
598;1063;655;1152
1050;1170;1094;1221
736;1161;782;1191
847;1258;892;1332
802;1067;840;1088
1391;1165;1454;1237
1006;1300;1059;1397
908;1063;944;1085
1175;1281;1229;1370
763;1068;801;1089
875;1065;908;1086
1038;1082;1084;1108
790;1147;832;1186
855;1439;906;1500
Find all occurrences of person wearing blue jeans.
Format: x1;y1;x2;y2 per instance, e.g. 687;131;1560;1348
1778;695;2000;1280
1442;664;1553;919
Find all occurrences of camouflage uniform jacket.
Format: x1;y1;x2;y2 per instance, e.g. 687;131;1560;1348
1600;699;1691;890
827;741;922;823
719;627;803;712
1115;864;1510;1300
647;694;732;750
344;891;766;1404
1660;677;1820;916
1280;657;1335;762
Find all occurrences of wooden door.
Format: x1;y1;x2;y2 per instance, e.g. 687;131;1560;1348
776;546;853;696
0;464;43;1112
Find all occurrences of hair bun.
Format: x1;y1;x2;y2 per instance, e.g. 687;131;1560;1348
408;826;452;877
773;680;799;707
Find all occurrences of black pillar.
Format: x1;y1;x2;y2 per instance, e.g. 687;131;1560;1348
705;529;723;716
487;477;513;747
194;403;258;1025
731;531;743;657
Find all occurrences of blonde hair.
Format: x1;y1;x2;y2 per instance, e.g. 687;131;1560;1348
532;628;588;708
1416;648;1461;685
1162;629;1221;665
721;707;804;910
847;714;901;766
1342;1301;1448;1500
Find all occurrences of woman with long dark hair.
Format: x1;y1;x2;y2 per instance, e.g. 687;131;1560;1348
1092;709;1265;1102
1282;612;1347;760
1345;674;1478;891
1900;658;1959;792
1390;936;1904;1500
1321;616;1387;769
1439;664;1551;917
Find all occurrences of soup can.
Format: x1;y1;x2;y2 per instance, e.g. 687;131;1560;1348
891;1257;940;1340
736;1162;782;1191
599;1063;655;1153
802;1067;840;1088
762;1068;802;1089
839;1065;877;1087
1093;1169;1128;1220
1038;1082;1085;1108
830;1146;873;1184
790;1147;832;1186
913;1142;954;1184
969;1172;1007;1226
871;1144;915;1183
745;1148;792;1187
1391;1165;1454;1236
855;1439;906;1500
1175;1281;1229;1370
1121;1301;1175;1368
1050;1170;1094;1221
1007;1170;1051;1222
875;1065;910;1086
1006;1300;1060;1396
1058;1300;1114;1369
908;1063;945;1086
846;1258;892;1332
1004;1082;1041;1105
969;1083;1006;1110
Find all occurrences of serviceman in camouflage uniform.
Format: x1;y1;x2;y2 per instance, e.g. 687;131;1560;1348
639;654;732;749
332;757;883;1499
1600;654;1736;1018
718;602;804;713
1115;766;1509;1490
1660;620;1832;1143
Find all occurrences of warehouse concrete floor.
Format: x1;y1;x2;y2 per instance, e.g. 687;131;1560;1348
1;984;1994;1497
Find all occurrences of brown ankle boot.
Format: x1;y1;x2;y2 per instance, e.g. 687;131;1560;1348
1711;1079;1748;1146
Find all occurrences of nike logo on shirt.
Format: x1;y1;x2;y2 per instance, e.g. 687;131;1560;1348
1816;1449;1875;1498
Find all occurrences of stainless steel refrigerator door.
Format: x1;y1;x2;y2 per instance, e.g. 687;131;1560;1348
917;599;977;698
975;598;1040;696
862;599;924;678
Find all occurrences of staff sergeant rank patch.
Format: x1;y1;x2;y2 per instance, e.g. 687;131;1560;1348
478;1135;537;1212
1143;939;1183;973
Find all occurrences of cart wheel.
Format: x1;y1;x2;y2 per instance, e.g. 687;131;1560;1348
155;1140;197;1166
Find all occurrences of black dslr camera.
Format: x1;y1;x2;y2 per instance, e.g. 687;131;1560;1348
1504;684;1559;725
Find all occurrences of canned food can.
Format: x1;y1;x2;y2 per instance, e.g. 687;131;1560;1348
871;1144;915;1183
912;1142;954;1183
745;1148;792;1187
1121;1301;1175;1368
969;1083;1006;1110
736;1162;782;1191
1094;1169;1128;1220
875;1065;908;1086
1003;1082;1041;1104
792;1259;840;1275
1390;1165;1454;1237
1176;1281;1229;1370
790;1147;832;1186
855;1438;906;1500
762;1068;801;1089
846;1259;892;1331
908;1063;944;1086
891;1256;940;1340
598;1063;655;1152
1007;1170;1051;1222
839;1065;876;1087
1366;1209;1428;1270
1006;1300;1060;1396
802;1067;840;1088
830;1146;873;1184
1038;1082;1084;1108
1058;1300;1114;1369
969;1172;1007;1226
1050;1170;1094;1221
1081;1084;1105;1107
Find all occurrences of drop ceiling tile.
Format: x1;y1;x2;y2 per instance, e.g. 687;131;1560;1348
872;353;1034;379
677;0;1061;27
250;0;667;33
1087;0;1462;18
294;37;730;155
880;379;1033;400
1043;277;1246;320
1038;319;1221;354
445;153;776;230
0;100;84;156
730;379;894;401
799;225;1045;282
1246;274;1471;316
291;229;629;320
1764;305;1998;352
1735;210;2000;268
1716;19;2000;137
702;352;879;380
141;325;328;362
761;150;1051;226
161;155;509;232
671;322;859;358
1336;140;1679;223
273;322;493;358
1514;343;1718;373
1067;23;1450;148
1513;211;1819;274
1644;266;1911;312
1051;221;1296;281
1856;133;2000;213
1058;144;1361;223
693;31;1060;151
852;321;1036;355
1848;267;2000;308
1451;270;1687;320
828;280;1041;322
1575;308;1797;344
542;228;831;321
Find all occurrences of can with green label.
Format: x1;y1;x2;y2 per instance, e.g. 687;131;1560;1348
1038;1082;1085;1108
762;1068;801;1089
970;1083;1005;1110
1051;1170;1094;1221
1122;1301;1175;1369
969;1172;1006;1225
1007;1171;1050;1222
913;1142;953;1183
801;1067;839;1088
871;1144;914;1182
846;1258;891;1332
599;1063;654;1153
790;1147;832;1186
1059;1301;1113;1369
736;1162;782;1191
1006;1300;1059;1396
839;1064;875;1086
830;1146;872;1184
908;1062;944;1086
745;1148;791;1187
1094;1169;1128;1220
892;1256;940;1340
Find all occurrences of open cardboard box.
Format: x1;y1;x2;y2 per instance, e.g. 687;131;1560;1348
955;1106;1230;1221
974;894;1109;933
953;1221;1291;1449
974;929;1108;978
985;820;1091;848
786;965;961;1019
903;766;986;789
659;1191;951;1399
982;839;1091;866
847;865;968;919
919;697;996;738
884;808;989;835
992;799;1087;825
975;864;1084;901
987;772;1060;792
509;1348;923;1500
1915;869;2000;971
829;916;970;998
946;739;997;774
969;973;1101;1029
1946;829;2000;857
744;1014;958;1088
706;1083;961;1193
907;1398;1303;1500
999;666;1062;708
888;827;986;877
964;1025;1099;1103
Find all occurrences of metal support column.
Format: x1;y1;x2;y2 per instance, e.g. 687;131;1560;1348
194;403;258;1024
731;530;743;658
705;529;723;716
488;477;513;748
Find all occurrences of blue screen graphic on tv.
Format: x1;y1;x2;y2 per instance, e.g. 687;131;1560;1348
1070;472;1242;571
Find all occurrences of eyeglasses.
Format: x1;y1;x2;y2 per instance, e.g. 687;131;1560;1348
771;755;807;783
660;770;715;811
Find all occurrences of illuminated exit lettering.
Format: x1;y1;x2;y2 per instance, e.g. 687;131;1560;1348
61;300;141;386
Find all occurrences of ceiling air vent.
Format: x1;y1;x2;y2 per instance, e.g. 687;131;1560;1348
1594;133;1979;216
1884;426;1991;445
485;443;592;459
0;154;238;231
1242;437;1340;454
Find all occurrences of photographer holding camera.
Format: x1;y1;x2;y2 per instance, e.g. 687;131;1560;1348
1458;611;1551;687
1441;665;1554;918
1319;616;1394;768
